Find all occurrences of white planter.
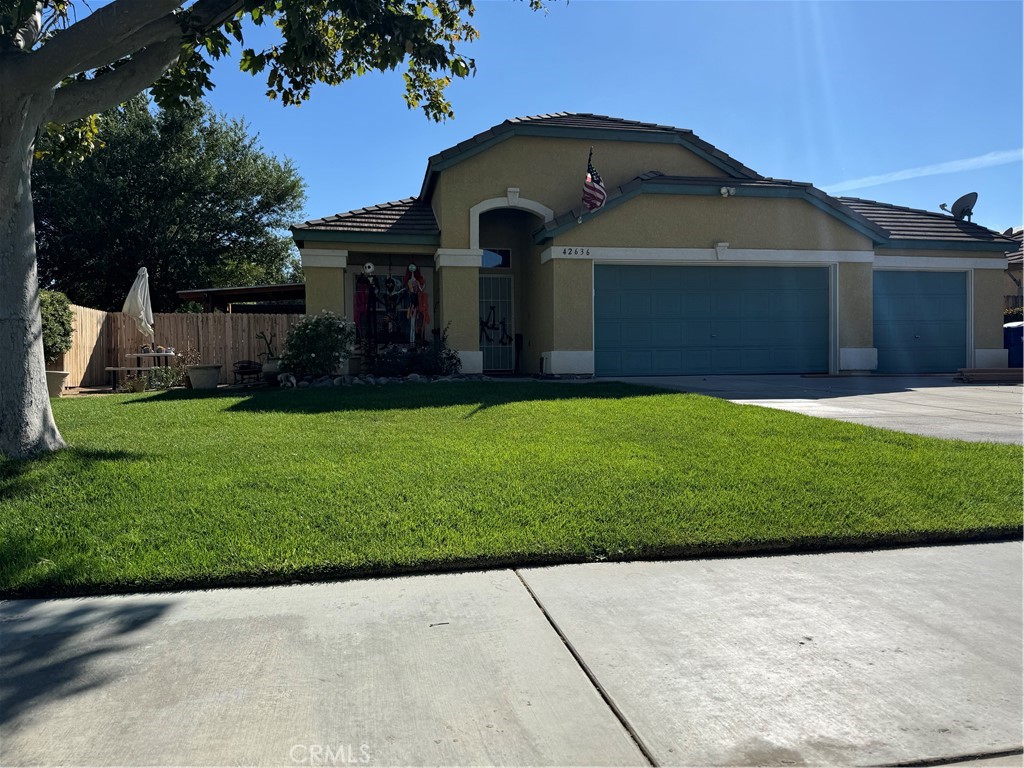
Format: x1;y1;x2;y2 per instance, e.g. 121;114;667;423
186;364;222;390
262;357;282;384
45;370;70;398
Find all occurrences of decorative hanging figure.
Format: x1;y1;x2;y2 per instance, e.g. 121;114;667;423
404;264;429;345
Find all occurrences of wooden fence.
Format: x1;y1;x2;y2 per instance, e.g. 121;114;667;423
63;304;111;388
64;305;304;387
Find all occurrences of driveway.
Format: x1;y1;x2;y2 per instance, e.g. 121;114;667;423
2;543;1021;766
609;375;1023;443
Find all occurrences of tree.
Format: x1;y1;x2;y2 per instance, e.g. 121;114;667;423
34;97;305;312
0;0;540;459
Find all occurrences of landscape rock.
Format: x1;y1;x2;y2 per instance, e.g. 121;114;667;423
297;381;310;389
407;373;423;383
333;377;345;386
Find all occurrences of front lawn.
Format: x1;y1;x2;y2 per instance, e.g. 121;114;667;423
1;382;1020;596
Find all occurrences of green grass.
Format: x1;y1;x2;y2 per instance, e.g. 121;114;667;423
1;382;1020;596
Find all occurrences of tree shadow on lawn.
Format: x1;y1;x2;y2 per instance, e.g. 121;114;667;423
0;448;141;504
120;380;670;415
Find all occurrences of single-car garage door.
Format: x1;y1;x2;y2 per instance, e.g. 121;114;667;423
594;265;830;376
873;271;967;373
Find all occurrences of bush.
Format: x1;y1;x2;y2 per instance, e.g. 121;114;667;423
40;289;74;365
371;324;462;377
282;312;355;377
1004;306;1022;323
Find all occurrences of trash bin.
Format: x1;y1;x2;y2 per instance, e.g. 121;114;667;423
1004;321;1023;368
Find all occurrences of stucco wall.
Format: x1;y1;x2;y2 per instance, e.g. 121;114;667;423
839;262;872;348
304;266;346;316
974;268;1005;350
437;266;479;352
553;195;874;252
551;259;594;351
435;135;729;248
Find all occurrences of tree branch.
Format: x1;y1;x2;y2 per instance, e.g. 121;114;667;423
12;4;43;51
184;0;248;35
25;0;183;87
43;38;184;126
70;13;184;75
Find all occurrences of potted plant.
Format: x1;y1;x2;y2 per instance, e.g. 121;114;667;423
41;290;74;398
179;341;221;389
257;330;282;383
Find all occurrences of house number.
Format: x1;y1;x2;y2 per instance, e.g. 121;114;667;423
561;248;591;256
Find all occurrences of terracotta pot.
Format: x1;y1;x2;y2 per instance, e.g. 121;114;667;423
45;370;70;398
186;364;222;390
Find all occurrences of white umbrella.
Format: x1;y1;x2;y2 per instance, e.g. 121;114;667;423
122;267;154;341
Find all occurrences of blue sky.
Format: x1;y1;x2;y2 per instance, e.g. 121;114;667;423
204;0;1023;233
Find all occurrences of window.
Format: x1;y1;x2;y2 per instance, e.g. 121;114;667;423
482;248;511;269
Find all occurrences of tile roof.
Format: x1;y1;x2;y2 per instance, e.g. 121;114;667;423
837;197;1016;247
294;198;438;235
539;172;889;243
1005;228;1023;265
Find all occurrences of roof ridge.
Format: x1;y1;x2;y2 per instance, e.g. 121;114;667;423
837;195;957;221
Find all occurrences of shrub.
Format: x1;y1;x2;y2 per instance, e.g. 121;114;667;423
1004;306;1023;323
40;289;74;365
370;324;462;377
282;312;355;377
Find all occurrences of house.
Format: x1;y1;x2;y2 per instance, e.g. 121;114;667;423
1004;227;1023;310
291;113;1017;376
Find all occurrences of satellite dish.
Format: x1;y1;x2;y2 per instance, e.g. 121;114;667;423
939;192;978;222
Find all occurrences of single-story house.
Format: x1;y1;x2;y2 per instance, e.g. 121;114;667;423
291;113;1017;376
1004;228;1023;310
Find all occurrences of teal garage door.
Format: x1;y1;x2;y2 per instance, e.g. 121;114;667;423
873;271;967;373
594;265;830;376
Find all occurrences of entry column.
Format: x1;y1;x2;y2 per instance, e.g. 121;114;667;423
299;248;348;316
435;249;483;374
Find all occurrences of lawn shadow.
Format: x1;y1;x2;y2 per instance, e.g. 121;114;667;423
0;585;173;730
0;448;142;504
121;380;669;415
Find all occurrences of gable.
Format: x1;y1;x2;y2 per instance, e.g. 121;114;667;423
433;135;731;248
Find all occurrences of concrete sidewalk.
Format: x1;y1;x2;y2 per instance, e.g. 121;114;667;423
2;543;1021;767
609;375;1023;444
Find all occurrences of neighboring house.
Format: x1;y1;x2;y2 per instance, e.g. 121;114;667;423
291;113;1016;376
1004;227;1023;310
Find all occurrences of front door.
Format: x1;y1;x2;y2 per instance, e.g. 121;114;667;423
479;275;514;372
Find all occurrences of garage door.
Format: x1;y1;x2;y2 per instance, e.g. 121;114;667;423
594;265;830;376
873;271;967;373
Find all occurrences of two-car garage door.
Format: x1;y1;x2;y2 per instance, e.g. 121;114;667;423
594;265;830;376
593;265;969;376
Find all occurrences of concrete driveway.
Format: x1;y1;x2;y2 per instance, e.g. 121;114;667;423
609;375;1023;443
2;543;1021;767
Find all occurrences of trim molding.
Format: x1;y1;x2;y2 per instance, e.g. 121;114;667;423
300;249;348;269
541;246;873;264
435;249;483;268
293;228;439;246
469;195;554;250
874;255;1005;270
541;350;595;375
839;347;878;371
458;350;483;374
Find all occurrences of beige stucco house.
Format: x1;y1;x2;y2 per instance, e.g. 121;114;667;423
292;113;1016;376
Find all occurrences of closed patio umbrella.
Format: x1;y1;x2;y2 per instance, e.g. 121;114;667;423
123;267;154;341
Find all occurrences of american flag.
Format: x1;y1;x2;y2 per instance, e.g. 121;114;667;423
581;148;607;213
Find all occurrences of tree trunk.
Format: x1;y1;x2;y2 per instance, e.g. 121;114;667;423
0;82;66;459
